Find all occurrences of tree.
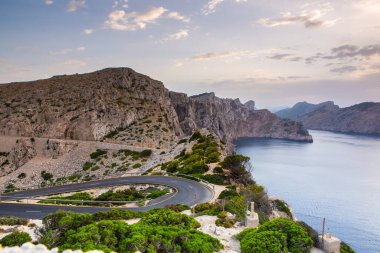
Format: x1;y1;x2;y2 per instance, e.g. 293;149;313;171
220;155;254;185
0;231;32;246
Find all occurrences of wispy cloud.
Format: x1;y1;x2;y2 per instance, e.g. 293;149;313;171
164;29;189;41
202;0;247;15
112;0;128;9
330;65;357;74
167;12;190;22
61;59;87;67
105;7;189;31
105;7;168;31
257;10;338;28
82;28;94;35
306;44;380;63
192;50;255;61
44;0;53;5
49;47;86;56
67;0;86;12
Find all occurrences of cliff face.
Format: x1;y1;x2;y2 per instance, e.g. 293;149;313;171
170;92;312;142
276;101;380;135
0;68;181;148
0;68;312;147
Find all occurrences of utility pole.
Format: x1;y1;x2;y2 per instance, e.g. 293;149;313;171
321;217;326;246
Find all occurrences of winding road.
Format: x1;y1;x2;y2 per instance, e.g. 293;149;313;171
0;176;214;219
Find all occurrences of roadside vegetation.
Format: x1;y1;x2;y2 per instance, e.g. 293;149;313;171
35;209;223;253
38;187;170;206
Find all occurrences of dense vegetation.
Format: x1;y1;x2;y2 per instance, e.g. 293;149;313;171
37;209;223;253
0;231;32;247
0;216;29;226
237;218;313;253
39;187;170;206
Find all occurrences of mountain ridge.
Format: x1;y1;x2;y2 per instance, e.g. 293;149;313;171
276;101;380;135
0;67;312;146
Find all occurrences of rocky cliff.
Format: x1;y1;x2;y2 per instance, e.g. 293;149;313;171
276;101;380;135
0;67;312;148
169;92;312;142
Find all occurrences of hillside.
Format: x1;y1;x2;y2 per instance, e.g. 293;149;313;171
0;67;312;145
276;101;380;135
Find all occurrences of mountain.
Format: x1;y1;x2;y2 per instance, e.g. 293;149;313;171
276;101;380;135
0;67;312;147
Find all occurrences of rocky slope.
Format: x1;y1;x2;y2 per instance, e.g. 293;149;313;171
0;67;312;147
170;92;312;142
276;101;380;135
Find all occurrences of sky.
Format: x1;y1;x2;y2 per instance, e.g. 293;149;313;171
0;0;379;108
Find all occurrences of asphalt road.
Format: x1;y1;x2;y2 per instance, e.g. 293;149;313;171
0;176;214;219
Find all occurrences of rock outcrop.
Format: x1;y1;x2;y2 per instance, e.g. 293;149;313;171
0;67;312;148
0;138;36;176
276;101;380;135
169;92;312;142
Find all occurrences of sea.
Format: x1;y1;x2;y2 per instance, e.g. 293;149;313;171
235;130;380;253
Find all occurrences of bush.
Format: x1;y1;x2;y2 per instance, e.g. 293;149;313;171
140;149;152;157
213;166;223;174
132;163;142;169
164;204;190;212
200;174;226;185
92;209;142;221
257;218;313;253
90;149;107;159
218;189;239;199
17;173;26;179
141;209;200;229
274;199;293;218
0;216;29;226
341;241;356;253
5;183;16;193
297;221;319;247
177;138;188;144
225;196;247;222
0;231;32;246
215;212;235;228
189;130;202;142
240;230;287;253
82;162;93;171
41;170;53;181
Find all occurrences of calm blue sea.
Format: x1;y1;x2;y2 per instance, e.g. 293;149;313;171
235;130;380;253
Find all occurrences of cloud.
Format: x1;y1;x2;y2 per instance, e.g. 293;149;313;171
44;0;53;5
306;44;380;64
257;10;338;28
82;28;94;35
67;0;86;12
164;29;189;41
268;53;293;60
61;59;87;67
49;47;85;56
330;65;357;74
105;7;168;31
113;0;128;9
167;12;190;22
202;0;247;15
192;50;255;61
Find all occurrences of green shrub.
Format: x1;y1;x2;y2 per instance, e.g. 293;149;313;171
218;189;239;199
0;231;32;246
341;241;356;253
164;204;190;212
132;163;142;169
140;149;152;157
225;196;247;222
200;174;226;185
141;209;200;229
177;138;188;144
82;162;93;171
41;170;53;181
297;221;319;247
90;149;107;159
189;130;202;142
213;166;223;174
92;209;142;221
0;216;29;226
274;199;293;218
17;173;26;179
240;230;287;253
257;218;313;253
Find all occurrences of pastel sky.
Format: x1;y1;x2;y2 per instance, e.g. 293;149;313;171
0;0;379;108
